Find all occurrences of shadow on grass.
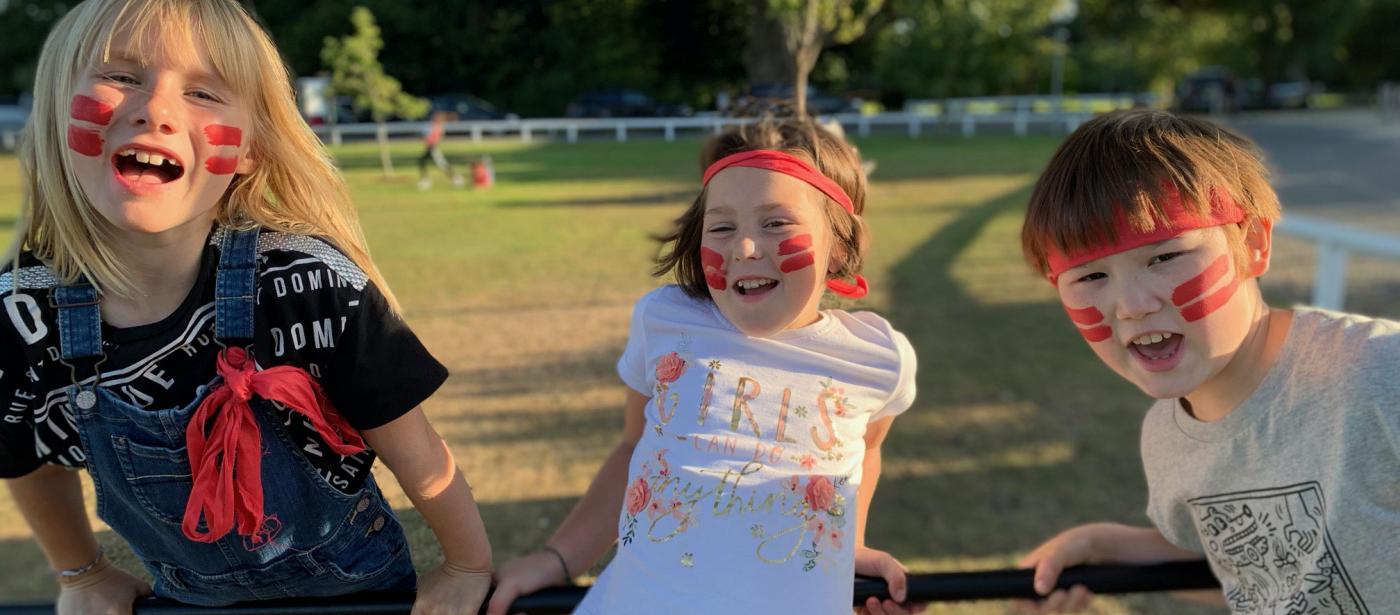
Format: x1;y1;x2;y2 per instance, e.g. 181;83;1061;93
505;190;697;208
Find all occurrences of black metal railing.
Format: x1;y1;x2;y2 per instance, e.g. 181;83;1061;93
1;560;1218;614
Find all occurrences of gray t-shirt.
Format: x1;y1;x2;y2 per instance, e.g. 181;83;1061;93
1142;307;1399;614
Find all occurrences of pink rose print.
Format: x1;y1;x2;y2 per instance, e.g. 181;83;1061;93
647;498;666;521
626;477;651;516
655;352;687;384
826;528;844;550
805;476;835;513
799;454;817;470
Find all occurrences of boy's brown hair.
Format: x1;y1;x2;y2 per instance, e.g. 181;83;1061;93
1021;109;1282;277
655;117;869;300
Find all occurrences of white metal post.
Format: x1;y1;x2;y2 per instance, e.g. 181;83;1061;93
1313;240;1349;310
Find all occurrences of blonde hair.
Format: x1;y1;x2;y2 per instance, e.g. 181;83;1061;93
10;0;401;313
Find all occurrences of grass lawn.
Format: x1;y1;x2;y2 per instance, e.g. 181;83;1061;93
2;135;1396;612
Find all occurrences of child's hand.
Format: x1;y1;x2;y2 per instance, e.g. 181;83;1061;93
854;546;926;615
56;557;152;615
1015;525;1101;613
413;560;492;615
484;550;571;615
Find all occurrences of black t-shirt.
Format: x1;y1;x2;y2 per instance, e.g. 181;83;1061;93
0;229;448;494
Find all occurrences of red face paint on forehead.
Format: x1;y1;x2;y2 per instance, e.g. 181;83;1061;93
70;95;113;125
205;156;238;175
1179;274;1239;322
67;126;104;157
699;247;727;290
778;234;812;256
779;252;814;273
204;124;243;147
1171;255;1230;307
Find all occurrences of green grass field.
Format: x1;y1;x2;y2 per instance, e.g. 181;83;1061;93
3;135;1396;612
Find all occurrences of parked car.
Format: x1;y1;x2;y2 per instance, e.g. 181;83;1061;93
565;89;692;118
1263;81;1318;110
428;93;515;121
731;84;858;116
1174;66;1255;114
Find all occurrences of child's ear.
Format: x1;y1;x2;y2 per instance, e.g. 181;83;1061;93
827;243;847;275
1243;218;1274;277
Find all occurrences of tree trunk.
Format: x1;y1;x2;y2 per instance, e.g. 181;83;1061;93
744;0;798;88
376;122;395;178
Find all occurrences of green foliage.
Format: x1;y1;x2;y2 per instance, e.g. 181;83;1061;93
320;6;428;122
0;0;71;96
874;0;1058;98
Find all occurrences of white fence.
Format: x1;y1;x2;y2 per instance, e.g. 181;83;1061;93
1276;214;1400;310
310;109;1102;146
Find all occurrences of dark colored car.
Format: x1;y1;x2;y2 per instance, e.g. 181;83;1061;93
737;84;858;116
565;89;692;118
429;93;515;120
1174;67;1256;114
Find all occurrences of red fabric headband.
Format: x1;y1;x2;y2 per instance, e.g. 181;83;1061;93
703;150;856;214
701;149;866;299
1045;186;1246;283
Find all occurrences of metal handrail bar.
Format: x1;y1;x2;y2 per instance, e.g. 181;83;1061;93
0;561;1218;614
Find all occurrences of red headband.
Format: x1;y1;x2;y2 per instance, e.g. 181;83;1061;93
1045;186;1246;283
702;149;866;298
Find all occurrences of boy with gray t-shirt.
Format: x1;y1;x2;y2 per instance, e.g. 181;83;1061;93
1015;110;1399;613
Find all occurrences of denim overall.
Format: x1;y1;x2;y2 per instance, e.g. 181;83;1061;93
51;228;416;606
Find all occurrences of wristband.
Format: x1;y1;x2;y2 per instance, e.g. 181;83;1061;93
56;547;104;579
541;544;571;583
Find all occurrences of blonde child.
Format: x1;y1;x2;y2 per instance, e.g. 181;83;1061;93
0;1;491;613
1017;109;1399;612
487;117;924;614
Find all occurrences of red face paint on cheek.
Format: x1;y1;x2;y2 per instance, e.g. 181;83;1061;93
1079;325;1113;343
1179;274;1240;322
1063;304;1104;325
66;126;104;157
777;234;812;255
70;95;113;125
205;156;239;174
1172;255;1230;306
779;252;814;273
1063;303;1111;343
699;247;727;290
204;124;243;147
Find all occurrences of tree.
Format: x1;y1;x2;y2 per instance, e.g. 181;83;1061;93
746;0;883;115
320;6;428;177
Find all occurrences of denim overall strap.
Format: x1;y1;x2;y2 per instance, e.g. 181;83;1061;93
215;227;259;343
52;281;103;361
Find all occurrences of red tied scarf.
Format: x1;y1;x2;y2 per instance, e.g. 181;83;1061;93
702;149;868;299
181;347;366;543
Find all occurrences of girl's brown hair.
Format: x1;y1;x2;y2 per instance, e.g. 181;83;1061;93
1021;109;1281;276
655;116;869;300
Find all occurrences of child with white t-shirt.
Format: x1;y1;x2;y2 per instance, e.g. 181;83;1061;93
486;117;923;615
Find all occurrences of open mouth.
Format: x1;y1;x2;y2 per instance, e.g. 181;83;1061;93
734;277;778;297
1128;331;1183;370
113;147;185;185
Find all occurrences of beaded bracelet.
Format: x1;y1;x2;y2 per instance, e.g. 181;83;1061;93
56;547;104;579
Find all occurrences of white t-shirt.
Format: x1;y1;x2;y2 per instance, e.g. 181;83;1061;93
577;285;918;614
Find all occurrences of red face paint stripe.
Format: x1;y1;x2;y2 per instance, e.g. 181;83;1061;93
67;126;104;157
204;124;243;147
70;95;113;125
205;156;239;174
699;247;727;290
1078;325;1112;343
1063;304;1104;325
1180;274;1240;322
777;234;812;256
1172;255;1231;307
779;252;814;273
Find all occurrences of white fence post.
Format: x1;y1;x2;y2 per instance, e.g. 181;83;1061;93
961;114;975;138
664;122;675;142
616;124;627;142
566;124;578;143
1314;240;1350;310
858;116;871;137
1014;108;1028;137
470;125;482;143
331;127;342;147
907;115;920;138
521;125;532;143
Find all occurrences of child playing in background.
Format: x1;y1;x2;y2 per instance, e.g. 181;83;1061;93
487;117;924;614
1017;109;1399;613
1;1;492;613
